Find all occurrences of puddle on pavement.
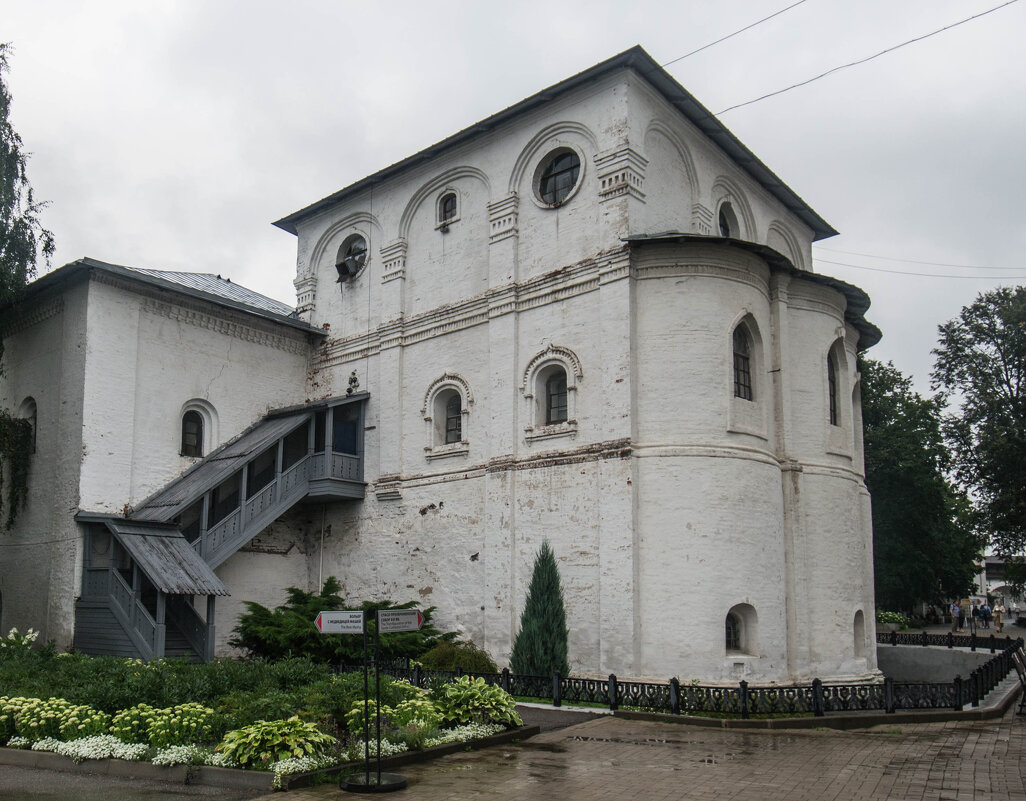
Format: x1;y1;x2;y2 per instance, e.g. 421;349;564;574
516;741;568;753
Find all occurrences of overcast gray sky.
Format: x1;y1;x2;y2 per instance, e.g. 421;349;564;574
5;0;1024;394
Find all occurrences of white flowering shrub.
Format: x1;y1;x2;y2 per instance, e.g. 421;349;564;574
6;735;30;748
0;627;38;656
205;750;240;768
13;697;76;741
111;702;216;748
57;704;112;741
270;753;337;789
151;744;211;767
343;738;408;761
110;703;157;744
32;734;149;763
0;696;34;741
423;721;504;747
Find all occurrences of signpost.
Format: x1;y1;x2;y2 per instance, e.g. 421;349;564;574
314;610;365;634
314;608;423;794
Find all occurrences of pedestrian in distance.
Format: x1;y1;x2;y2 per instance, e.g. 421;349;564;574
994;601;1005;633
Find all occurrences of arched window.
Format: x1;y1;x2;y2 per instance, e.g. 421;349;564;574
545;369;568;425
732;326;753;401
725;613;741;651
423;375;472;458
725;603;758;655
438;192;458;225
827;353;839;426
718;202;738;238
853;610;866;658
444;392;462;444
181;410;204;457
19;397;37;454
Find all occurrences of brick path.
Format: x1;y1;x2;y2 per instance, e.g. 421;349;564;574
265;712;1026;801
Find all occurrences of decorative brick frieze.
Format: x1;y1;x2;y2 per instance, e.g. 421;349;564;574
142;298;310;355
380;240;408;284
488;194;519;244
692;202;714;235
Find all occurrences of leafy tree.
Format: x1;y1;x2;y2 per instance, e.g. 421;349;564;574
860;357;981;610
229;576;457;663
932;287;1026;576
510;540;570;677
1;42;54;338
0;43;53;529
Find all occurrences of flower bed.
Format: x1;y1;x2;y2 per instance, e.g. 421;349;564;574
0;675;523;790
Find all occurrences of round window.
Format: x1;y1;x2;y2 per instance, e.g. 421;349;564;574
335;234;368;282
536;149;581;207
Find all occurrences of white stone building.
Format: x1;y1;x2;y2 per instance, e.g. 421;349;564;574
0;47;880;682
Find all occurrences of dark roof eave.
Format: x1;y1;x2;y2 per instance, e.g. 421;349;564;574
273;46;837;241
624;233;881;351
7;258;326;338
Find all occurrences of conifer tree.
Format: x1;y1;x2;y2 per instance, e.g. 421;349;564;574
510;540;570;677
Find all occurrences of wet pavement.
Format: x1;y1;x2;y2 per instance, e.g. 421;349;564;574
263;710;1026;801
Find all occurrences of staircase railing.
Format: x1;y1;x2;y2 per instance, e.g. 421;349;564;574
167;596;209;661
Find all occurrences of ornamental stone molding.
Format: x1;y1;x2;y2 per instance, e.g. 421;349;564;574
380;240;408;284
488;194;519;245
507;120;599;195
142;298;310;355
1;296;64;336
421;372;475;415
594;145;648;203
397;166;491;241
520;344;584;394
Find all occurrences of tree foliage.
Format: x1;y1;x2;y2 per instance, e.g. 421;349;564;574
932;287;1026;570
510;540;570;677
229;576;457;663
860;357;981;610
0;43;54;327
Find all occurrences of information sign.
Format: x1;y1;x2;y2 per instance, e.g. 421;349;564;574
314;610;365;634
377;609;424;633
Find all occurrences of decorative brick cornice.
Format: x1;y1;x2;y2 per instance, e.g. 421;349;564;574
595;146;647;203
311;248;631;369
1;296;64;337
143;298;311;355
692;202;714;235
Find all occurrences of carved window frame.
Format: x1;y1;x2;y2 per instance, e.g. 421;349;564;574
423;373;473;460
522;345;582;443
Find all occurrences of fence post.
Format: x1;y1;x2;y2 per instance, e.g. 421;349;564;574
669;677;681;715
953;675;963;711
890;629;898;646
501;667;511;693
739;680;750;719
970;632;977;652
812;678;825;717
414;663;422;688
608;674;619;711
921;630;928;647
990;634;996;654
946;632;954;649
553;671;562;708
884;676;895;713
970;669;980;707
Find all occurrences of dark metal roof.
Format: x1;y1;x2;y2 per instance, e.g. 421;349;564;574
273;46;837;241
5;258;324;336
131;410;313;522
123;267;295;317
624;233;881;350
104;519;230;596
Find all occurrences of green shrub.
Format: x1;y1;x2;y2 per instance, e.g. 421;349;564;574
431;676;522;728
217;716;336;768
0;696;34;741
110;703;158;744
876;610;909;627
56;703;111;741
229;577;457;663
419;641;498;674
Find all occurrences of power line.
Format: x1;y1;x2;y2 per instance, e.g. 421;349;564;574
661;1;810;67
718;0;1022;115
815;258;1026;280
812;247;1021;272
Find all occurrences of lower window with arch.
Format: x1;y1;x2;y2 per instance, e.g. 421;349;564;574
423;376;471;461
725;603;758;656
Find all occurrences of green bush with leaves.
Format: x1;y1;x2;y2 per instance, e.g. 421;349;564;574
229;577;457;663
110;703;158;744
217;716;336;768
56;703;111;741
876;610;909;627
431;676;522;728
0;696;34;741
418;640;498;673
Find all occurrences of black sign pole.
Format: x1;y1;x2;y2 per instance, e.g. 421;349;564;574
362;611;370;785
375;610;383;786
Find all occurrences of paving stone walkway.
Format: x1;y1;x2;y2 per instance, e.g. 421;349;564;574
265;711;1026;801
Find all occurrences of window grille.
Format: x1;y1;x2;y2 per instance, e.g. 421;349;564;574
828;354;839;426
181;411;203;457
733;327;753;401
445;394;462;444
546;372;568;424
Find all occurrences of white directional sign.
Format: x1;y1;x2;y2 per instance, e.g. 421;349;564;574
314;610;365;634
377;609;424;633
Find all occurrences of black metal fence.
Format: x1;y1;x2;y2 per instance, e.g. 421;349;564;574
344;632;1023;720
